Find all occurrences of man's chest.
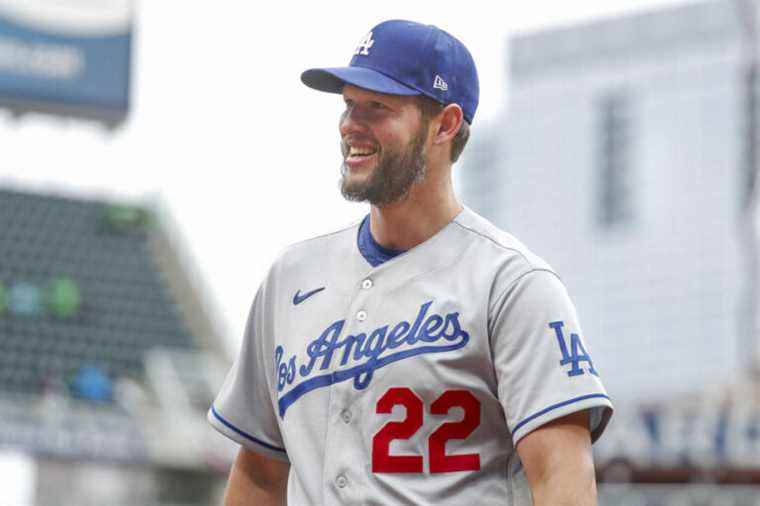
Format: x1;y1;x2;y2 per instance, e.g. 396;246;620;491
268;269;514;467
272;270;496;411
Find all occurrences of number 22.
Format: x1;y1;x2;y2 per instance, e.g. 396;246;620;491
372;387;481;474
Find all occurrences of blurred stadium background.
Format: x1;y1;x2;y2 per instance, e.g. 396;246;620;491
1;0;758;505
461;1;760;504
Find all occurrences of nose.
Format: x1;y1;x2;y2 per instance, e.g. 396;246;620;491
339;103;367;138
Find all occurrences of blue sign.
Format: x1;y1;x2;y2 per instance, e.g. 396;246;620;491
0;4;131;125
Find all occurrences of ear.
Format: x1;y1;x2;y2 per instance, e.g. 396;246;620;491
432;104;464;146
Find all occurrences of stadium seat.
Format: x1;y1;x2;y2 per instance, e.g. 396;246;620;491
0;188;198;401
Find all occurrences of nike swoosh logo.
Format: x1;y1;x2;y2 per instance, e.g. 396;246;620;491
293;287;325;305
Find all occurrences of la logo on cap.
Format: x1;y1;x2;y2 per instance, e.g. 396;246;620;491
355;31;374;56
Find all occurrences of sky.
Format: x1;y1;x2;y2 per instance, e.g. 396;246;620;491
0;0;697;354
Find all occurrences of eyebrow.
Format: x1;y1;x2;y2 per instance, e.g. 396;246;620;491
343;95;400;108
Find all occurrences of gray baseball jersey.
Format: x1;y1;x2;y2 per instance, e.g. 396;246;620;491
208;206;613;505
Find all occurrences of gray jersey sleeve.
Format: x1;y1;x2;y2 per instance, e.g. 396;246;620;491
490;269;613;445
207;285;289;462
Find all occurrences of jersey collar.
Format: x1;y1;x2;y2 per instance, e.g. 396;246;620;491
357;214;407;267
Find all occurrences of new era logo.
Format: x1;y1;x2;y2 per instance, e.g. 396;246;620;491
433;75;448;91
355;31;374;56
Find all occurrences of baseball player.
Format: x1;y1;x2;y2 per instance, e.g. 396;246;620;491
209;19;613;506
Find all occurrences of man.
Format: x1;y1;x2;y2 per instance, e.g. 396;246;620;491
209;19;613;506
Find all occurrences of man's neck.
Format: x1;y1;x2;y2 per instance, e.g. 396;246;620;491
369;177;463;251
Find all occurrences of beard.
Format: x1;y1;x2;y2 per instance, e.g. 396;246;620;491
339;126;428;207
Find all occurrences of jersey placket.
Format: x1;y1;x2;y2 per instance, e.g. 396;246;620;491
321;271;378;505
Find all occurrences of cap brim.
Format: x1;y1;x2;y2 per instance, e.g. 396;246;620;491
301;66;421;96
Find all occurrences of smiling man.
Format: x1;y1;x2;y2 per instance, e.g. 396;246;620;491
339;86;432;206
208;19;613;506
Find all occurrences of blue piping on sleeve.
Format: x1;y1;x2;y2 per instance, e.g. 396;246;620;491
513;393;611;435
210;405;287;454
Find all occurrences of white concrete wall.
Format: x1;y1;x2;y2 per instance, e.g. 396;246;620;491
459;0;750;404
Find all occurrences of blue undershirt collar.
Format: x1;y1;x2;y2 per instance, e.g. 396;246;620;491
357;214;407;267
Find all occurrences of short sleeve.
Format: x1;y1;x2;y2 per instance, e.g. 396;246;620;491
207;285;289;462
490;269;613;445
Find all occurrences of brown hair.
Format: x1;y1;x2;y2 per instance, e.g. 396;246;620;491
416;96;471;163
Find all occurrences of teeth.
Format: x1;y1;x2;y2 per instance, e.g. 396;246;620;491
349;146;376;157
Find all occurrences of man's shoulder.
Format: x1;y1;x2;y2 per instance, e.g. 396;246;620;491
284;218;360;255
266;217;362;277
453;206;554;273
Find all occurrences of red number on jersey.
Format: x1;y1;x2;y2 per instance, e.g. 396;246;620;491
372;387;424;473
372;388;482;474
429;390;481;473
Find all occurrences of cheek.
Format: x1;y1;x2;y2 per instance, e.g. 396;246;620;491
378;131;414;154
375;124;408;149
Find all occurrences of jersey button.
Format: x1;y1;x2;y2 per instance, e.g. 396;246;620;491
336;475;348;488
362;278;373;290
341;409;352;424
356;310;367;321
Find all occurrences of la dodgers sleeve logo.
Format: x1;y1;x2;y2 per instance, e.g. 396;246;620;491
549;320;598;377
274;300;470;418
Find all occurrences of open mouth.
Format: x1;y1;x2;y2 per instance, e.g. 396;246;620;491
346;145;378;162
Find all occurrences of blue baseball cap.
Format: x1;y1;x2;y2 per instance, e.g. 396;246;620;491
301;19;479;124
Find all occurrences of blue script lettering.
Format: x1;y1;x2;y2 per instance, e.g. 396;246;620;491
274;301;470;417
386;321;411;348
274;346;296;391
297;320;345;377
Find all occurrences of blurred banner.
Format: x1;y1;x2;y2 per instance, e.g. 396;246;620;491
0;0;132;126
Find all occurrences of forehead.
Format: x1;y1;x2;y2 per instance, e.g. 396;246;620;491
341;84;418;108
